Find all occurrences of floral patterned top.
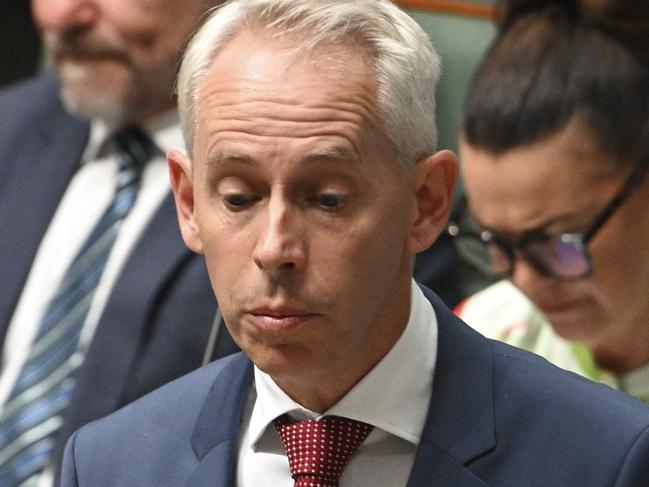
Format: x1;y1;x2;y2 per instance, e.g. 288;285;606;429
456;280;649;404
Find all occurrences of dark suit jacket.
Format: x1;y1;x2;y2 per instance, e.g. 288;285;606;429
0;75;239;481
62;287;649;486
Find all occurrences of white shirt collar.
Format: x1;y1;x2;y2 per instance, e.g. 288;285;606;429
81;110;184;164
249;279;438;449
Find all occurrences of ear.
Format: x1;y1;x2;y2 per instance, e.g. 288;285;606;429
408;149;458;253
168;148;204;254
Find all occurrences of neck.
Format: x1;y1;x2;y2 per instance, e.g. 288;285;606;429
592;348;649;375
589;328;649;375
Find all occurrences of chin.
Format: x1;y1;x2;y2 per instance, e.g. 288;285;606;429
249;349;294;378
547;311;601;344
247;342;313;377
58;64;131;124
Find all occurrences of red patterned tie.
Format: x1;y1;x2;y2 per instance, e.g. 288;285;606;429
274;414;373;487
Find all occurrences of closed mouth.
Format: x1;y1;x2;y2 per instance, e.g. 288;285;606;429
247;308;319;331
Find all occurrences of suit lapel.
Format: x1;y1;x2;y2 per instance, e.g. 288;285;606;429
406;288;495;486
407;443;490;487
0;79;88;343
166;288;496;487
60;194;192;432
187;353;254;487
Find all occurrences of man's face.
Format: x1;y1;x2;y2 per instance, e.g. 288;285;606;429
32;0;216;125
171;31;449;402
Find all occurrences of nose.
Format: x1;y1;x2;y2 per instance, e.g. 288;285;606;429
252;196;306;278
510;257;552;298
32;0;98;31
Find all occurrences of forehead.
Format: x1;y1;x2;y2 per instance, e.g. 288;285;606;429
204;28;375;88
193;30;384;162
460;123;620;232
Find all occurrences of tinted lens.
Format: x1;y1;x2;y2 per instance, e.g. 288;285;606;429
524;234;591;279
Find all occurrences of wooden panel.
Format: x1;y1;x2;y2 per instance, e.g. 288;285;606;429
395;0;497;20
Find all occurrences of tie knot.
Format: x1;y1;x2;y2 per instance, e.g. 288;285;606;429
274;414;373;487
111;126;158;172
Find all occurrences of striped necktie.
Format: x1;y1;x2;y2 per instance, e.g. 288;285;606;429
0;127;156;485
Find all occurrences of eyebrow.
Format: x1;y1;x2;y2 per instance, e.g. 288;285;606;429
205;146;361;167
301;146;360;165
205;151;255;167
472;209;582;241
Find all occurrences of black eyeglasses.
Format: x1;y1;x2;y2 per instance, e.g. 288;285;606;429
448;160;649;281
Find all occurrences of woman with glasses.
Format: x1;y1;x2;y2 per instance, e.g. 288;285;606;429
454;0;649;401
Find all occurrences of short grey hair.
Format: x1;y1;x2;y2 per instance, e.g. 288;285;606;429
176;0;441;167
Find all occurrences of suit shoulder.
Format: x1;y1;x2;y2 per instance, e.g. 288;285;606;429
489;337;649;428
63;353;250;486
0;74;87;155
465;339;649;485
0;74;61;116
79;353;247;436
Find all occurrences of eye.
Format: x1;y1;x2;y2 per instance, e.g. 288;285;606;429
309;193;348;211
223;193;257;210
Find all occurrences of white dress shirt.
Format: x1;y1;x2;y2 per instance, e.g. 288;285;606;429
0;111;183;487
237;279;438;486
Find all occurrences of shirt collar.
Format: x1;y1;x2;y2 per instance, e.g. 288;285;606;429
82;109;184;164
249;279;438;449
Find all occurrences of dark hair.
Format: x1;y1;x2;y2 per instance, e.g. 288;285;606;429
461;0;649;166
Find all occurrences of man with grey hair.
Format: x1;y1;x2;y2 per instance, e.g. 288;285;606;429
62;1;649;486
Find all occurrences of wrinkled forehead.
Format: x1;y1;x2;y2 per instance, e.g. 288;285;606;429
459;127;623;234
210;27;375;89
184;26;393;175
193;29;383;144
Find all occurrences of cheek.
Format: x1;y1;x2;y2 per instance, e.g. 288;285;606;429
103;7;167;54
127;3;203;55
588;233;649;311
325;210;409;285
194;209;251;286
200;239;249;333
200;225;253;271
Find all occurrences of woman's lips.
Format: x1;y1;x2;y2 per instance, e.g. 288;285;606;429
535;300;578;317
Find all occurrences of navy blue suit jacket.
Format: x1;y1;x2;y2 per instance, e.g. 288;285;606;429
0;75;239;481
62;288;649;486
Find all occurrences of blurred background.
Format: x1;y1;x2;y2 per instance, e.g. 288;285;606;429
0;1;41;87
0;0;496;155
